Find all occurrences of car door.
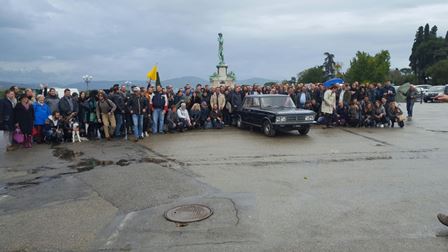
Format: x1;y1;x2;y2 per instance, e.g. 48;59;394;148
240;97;252;123
251;97;264;126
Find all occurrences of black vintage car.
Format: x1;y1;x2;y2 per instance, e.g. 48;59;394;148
235;94;316;136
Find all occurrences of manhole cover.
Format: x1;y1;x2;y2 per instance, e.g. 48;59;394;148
164;204;213;223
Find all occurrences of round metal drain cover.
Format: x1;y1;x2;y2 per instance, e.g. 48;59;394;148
164;204;213;223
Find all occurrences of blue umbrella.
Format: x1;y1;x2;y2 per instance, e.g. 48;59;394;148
323;78;344;88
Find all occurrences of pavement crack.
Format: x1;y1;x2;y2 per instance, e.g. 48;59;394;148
339;128;393;146
169;240;254;248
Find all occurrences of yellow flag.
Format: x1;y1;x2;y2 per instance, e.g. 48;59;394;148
147;65;158;80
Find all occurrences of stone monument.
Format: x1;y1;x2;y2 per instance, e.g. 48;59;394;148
210;33;236;87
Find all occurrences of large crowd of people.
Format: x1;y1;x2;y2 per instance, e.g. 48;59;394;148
0;81;424;150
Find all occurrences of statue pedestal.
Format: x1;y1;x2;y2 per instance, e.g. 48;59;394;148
210;64;235;88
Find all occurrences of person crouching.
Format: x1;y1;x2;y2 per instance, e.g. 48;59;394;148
177;102;191;132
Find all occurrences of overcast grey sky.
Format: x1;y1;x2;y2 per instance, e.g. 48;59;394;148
0;0;447;83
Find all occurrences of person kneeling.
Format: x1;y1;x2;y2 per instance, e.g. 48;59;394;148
388;102;405;128
166;105;179;133
44;111;64;144
177;102;191;132
210;104;224;129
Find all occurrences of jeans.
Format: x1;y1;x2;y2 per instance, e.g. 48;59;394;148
132;114;144;139
406;100;414;117
114;113;123;137
152;108;165;134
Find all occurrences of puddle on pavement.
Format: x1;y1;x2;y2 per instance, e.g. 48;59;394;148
116;159;132;166
3;152;170;193
69;159;114;172
3;173;76;191
139;157;167;164
53;147;84;161
28;166;57;174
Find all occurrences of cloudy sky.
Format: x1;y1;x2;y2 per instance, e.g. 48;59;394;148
1;0;447;84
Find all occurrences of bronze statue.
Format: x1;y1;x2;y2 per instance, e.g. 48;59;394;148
218;33;225;65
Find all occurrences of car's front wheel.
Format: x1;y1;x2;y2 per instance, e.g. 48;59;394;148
298;125;310;135
263;120;276;137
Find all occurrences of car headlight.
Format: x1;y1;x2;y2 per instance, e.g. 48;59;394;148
275;116;286;123
305;115;314;121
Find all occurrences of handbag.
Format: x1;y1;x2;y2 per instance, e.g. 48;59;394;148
13;128;25;144
398;114;406;122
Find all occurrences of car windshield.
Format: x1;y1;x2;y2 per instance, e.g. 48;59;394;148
260;96;296;108
428;86;444;92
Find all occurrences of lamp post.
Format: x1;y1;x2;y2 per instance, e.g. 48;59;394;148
82;75;93;91
124;81;132;93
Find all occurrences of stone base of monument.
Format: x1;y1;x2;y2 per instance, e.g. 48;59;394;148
210;64;236;88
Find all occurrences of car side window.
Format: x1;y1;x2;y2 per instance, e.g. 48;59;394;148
252;98;260;107
243;98;252;108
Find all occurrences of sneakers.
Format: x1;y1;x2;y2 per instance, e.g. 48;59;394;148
437;213;448;226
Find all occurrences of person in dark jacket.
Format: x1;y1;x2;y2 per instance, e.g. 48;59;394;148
296;86;311;109
210;104;224;129
128;87;147;141
151;86;168;134
166;105;179;132
383;81;396;103
44;88;60;113
405;85;417;121
78;91;90;137
0;90;16;150
58;89;78;117
110;84;127;137
199;101;211;129
14;95;35;148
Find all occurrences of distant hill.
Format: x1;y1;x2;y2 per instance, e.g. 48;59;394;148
238;78;278;85
61;77;208;91
1;76;279;91
162;76;207;89
0;81;37;90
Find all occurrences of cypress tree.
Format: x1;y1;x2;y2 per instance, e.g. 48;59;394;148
430;25;438;39
424;23;430;40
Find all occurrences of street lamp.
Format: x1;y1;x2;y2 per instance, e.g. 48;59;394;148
124;81;132;93
82;75;93;91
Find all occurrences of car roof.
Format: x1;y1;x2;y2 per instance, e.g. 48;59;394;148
245;94;289;98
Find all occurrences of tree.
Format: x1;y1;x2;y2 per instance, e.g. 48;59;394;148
446;31;448;41
409;24;448;82
345;50;391;83
409;26;424;76
424;23;430;40
297;66;326;83
430;25;438;39
388;68;417;85
427;59;448;85
399;68;412;75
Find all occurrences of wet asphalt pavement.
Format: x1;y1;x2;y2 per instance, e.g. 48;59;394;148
0;103;447;251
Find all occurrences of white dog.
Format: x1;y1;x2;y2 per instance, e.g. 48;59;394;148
71;121;82;143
